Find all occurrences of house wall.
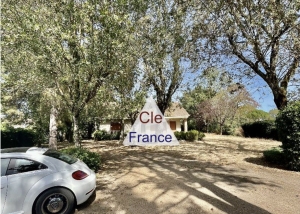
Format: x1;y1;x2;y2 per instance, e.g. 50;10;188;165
99;120;132;133
124;121;132;133
99;122;110;132
166;118;181;132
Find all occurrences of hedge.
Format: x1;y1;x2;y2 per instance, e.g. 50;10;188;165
241;120;278;140
276;101;300;171
174;130;205;141
263;147;285;165
1;127;41;149
92;130;120;141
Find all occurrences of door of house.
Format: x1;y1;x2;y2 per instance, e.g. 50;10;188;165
169;121;176;131
111;122;121;131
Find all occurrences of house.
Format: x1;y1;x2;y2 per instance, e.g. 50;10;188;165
99;103;189;133
164;103;189;132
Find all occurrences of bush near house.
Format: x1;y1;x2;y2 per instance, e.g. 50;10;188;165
276;101;300;171
174;131;186;140
198;132;205;140
61;147;101;172
263;147;285;165
1;127;41;149
174;130;205;141
241;120;278;140
185;130;199;141
92;130;121;141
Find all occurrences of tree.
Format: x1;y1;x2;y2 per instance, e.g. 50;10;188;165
1;54;55;147
245;109;272;122
269;109;279;120
194;100;214;132
138;0;194;114
180;85;208;117
2;0;135;146
192;0;300;109
199;84;257;134
180;67;234;131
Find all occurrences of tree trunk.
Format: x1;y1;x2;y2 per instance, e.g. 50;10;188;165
49;106;58;150
72;114;80;147
121;118;125;140
220;124;223;135
273;89;288;110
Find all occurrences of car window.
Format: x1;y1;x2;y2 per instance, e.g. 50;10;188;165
43;150;77;164
1;159;10;176
7;159;47;175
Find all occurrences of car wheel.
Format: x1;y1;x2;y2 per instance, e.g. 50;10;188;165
34;187;75;214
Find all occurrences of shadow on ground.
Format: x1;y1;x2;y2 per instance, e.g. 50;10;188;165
76;146;277;214
244;157;287;170
73;136;300;214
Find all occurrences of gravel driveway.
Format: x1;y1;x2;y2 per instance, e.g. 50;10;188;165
76;134;300;214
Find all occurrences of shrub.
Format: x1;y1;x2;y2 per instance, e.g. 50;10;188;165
1;127;41;149
185;130;199;142
92;130;109;141
181;132;187;140
241;120;278;140
92;130;121;141
276;101;300;171
174;131;181;140
61;147;101;172
174;131;186;140
263;147;285;164
110;131;121;140
198;132;205;140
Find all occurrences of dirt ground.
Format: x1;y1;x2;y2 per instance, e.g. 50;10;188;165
75;134;300;214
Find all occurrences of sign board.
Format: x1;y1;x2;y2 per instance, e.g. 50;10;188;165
123;98;179;146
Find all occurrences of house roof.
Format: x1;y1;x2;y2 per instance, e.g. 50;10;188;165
164;103;190;118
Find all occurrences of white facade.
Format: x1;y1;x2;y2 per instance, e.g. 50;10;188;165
99;120;132;133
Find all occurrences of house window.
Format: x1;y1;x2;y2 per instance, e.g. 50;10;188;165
111;122;121;131
169;121;176;130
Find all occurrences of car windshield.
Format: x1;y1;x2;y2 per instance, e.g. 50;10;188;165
43;150;77;164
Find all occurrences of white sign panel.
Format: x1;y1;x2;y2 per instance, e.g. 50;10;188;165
123;98;179;146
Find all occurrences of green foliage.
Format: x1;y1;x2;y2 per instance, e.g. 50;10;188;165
191;1;300;109
60;147;101;172
185;130;199;142
246;109;272;121
139;0;193;114
174;131;186;140
92;130;109;141
2;0;138;146
180;85;210;117
187;119;197;131
276;101;300;171
1;127;43;149
198;132;205;140
263;147;285;165
174;130;204;141
110;131;121;140
92;130;121;141
241;121;278;140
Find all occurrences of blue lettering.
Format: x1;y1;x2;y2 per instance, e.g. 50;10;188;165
157;134;164;142
142;134;149;142
165;134;172;142
129;132;136;142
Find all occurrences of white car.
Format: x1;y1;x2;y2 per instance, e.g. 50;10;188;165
1;147;96;214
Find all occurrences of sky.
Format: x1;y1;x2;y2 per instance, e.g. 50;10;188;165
173;62;278;112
